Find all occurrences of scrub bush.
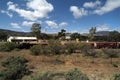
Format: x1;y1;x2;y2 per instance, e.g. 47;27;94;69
65;68;89;80
0;56;30;80
0;42;18;52
110;72;120;80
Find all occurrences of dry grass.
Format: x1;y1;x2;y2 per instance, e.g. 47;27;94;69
0;49;120;80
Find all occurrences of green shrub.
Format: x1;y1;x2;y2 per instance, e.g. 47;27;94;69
65;43;78;54
92;49;107;58
30;45;43;55
29;72;53;80
0;56;30;80
65;68;89;80
22;71;66;80
64;43;90;54
79;43;91;56
102;49;119;64
110;72;120;80
102;49;119;58
48;40;66;55
0;42;18;52
30;44;51;55
22;68;89;80
30;41;90;55
112;63;118;68
30;40;66;55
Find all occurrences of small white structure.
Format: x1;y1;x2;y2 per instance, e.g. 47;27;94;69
65;33;71;40
65;36;71;40
86;40;89;43
7;36;37;43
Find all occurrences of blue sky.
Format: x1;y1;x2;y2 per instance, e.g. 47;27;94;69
0;0;120;33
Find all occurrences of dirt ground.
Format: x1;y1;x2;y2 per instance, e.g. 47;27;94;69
0;49;120;80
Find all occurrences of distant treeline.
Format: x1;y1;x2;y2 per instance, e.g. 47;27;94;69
0;29;120;42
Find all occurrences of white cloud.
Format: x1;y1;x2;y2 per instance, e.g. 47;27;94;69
70;6;88;19
22;21;35;26
7;0;54;21
1;10;13;18
83;0;101;8
97;24;110;31
45;21;58;28
10;23;21;28
94;0;120;15
59;22;68;27
70;0;120;18
45;21;68;28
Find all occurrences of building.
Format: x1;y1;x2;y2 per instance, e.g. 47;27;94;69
7;36;37;43
65;33;71;40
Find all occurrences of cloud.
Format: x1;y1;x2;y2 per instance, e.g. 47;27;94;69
97;24;110;31
70;0;120;18
70;6;88;19
94;0;120;15
45;21;68;28
83;0;101;8
45;21;58;28
59;22;68;27
1;10;13;18
7;0;54;21
10;23;21;28
22;21;35;27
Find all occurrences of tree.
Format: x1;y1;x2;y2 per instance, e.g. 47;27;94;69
70;33;80;40
0;32;8;41
31;23;41;38
108;31;120;42
58;29;66;40
88;27;96;41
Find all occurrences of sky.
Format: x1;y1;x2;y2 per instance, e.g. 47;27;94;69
0;0;120;33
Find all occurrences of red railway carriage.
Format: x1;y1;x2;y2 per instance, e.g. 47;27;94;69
88;42;118;48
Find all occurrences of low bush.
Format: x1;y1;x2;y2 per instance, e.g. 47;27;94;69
64;43;89;54
112;63;118;68
0;42;18;52
27;72;53;80
110;72;120;80
102;49;119;64
65;43;79;54
0;56;30;80
22;72;65;80
79;43;91;56
22;68;89;80
30;41;91;55
65;68;89;80
30;45;44;55
48;40;66;55
30;40;66;55
30;44;53;55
